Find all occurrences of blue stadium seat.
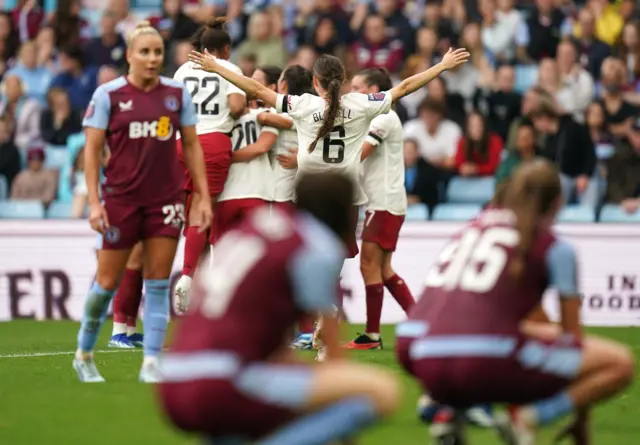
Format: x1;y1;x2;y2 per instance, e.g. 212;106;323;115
0;175;7;200
0;200;45;219
432;204;482;222
447;177;495;204
47;201;73;219
557;205;596;223
406;203;428;221
45;145;70;169
599;204;640;223
514;65;539;94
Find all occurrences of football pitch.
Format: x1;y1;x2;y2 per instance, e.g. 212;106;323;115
0;321;637;445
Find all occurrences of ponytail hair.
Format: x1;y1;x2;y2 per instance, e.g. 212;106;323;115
502;159;562;280
199;17;231;54
281;64;313;96
308;55;346;153
127;20;161;47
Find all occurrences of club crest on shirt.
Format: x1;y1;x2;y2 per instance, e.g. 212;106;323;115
104;226;120;244
164;95;179;112
368;93;385;101
84;101;95;119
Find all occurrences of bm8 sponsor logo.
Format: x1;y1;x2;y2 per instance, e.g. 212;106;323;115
129;116;174;141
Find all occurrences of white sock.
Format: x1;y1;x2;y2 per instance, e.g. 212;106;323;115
143;356;159;367
112;322;127;336
126;326;137;336
366;332;381;340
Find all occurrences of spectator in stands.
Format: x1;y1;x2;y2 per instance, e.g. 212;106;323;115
586;101;615;161
295;0;352;50
454;110;503;176
97;65;119;86
397;57;429;119
11;0;44;42
51;0;90;49
532;102;598;205
585;0;623;46
0;116;20;194
353;14;404;73
0;74;41;151
10;146;57;205
309;17;344;58
238;53;258;77
427;76;466;127
573;8;611;81
605;121;640;213
165;41;193;77
293;45;318;72
403;98;460;210
373;0;415;56
110;0;139;39
403;138;432;208
236;11;287;68
415;27;442;67
619;0;639;24
598;57;637;138
556;40;595;122
84;10;127;69
495;119;539;186
474;64;522;141
6;40;52;106
50;46;98;112
496;0;527;61
151;0;199;44
441;0;468;30
524;0;565;60
35;27;56;72
0;13;20;79
615;22;640;88
451;22;493;104
479;0;515;63
421;1;457;52
40;87;82;146
537;58;582;119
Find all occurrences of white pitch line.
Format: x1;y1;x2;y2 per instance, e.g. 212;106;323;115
0;349;142;359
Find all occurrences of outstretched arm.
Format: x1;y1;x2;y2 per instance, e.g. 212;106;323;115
389;48;470;103
189;50;278;108
232;132;278;162
258;112;294;130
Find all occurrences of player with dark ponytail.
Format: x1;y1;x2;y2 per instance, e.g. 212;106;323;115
173;17;246;314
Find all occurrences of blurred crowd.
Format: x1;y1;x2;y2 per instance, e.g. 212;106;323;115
1;0;640;219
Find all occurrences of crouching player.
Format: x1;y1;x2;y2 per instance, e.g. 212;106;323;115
396;160;635;444
159;172;399;444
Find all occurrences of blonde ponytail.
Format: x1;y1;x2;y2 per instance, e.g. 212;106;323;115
127;20;161;47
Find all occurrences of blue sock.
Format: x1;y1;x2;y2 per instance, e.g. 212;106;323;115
77;282;116;352
143;279;170;357
257;397;377;445
532;391;574;425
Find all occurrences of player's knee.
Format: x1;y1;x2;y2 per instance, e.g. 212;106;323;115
95;274;119;292
613;345;635;388
359;253;381;281
369;372;401;417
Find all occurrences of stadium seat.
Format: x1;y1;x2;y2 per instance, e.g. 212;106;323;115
432;204;482;222
514;65;539;94
45;145;70;169
599;204;640;223
0;175;7;200
406;203;429;221
446;177;495;204
557;205;596;223
46;201;73;219
0;200;45;219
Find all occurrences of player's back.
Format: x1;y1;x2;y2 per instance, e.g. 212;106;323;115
272;114;297;202
174;59;243;135
276;91;393;205
360;110;406;214
170;206;340;362
410;208;557;335
219;108;275;202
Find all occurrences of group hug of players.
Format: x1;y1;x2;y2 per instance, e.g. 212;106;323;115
71;15;635;445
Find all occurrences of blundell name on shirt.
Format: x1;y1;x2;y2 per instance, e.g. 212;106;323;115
312;108;353;123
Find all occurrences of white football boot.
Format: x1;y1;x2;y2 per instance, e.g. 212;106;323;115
73;357;105;382
174;275;192;314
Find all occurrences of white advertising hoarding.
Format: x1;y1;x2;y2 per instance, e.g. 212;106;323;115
1;221;640;325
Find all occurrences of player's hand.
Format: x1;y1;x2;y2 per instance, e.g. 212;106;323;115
188;49;219;73
89;203;109;233
440;47;471;71
193;197;213;233
277;148;298;169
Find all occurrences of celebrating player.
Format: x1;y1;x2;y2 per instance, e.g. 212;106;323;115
346;68;415;350
74;21;212;383
173;18;246;314
395;160;635;444
159;171;399;444
188;47;470;259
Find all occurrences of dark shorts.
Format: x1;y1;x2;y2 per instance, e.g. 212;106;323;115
346;206;360;259
361;210;405;252
395;322;582;407
100;194;185;250
178;132;232;196
159;352;312;440
213;198;268;244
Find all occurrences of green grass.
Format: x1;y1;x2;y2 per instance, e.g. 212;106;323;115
0;321;637;444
